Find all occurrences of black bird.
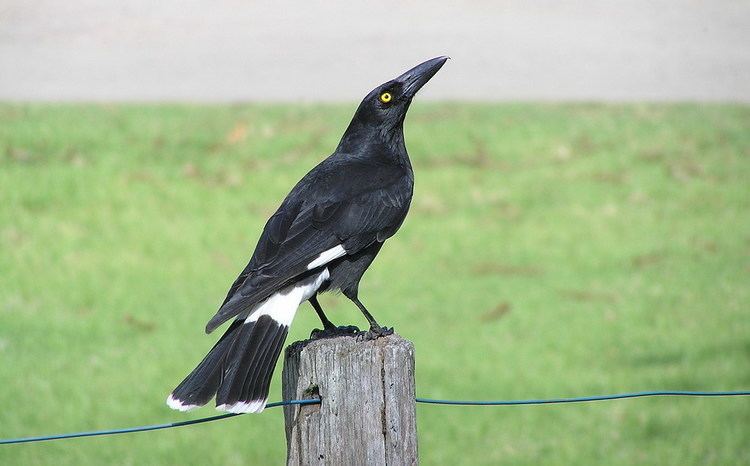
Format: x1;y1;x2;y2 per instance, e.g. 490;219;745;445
168;56;448;413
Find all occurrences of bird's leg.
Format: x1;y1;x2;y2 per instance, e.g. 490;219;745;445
309;295;359;339
310;294;336;330
351;297;393;339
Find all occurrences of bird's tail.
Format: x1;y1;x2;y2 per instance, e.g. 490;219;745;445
167;295;298;414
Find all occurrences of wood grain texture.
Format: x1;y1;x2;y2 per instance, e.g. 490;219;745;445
283;334;417;466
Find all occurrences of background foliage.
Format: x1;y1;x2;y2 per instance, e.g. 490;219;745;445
1;103;748;464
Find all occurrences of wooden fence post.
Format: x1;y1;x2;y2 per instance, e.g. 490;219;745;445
282;333;418;465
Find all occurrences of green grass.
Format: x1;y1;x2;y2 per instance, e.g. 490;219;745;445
0;102;748;465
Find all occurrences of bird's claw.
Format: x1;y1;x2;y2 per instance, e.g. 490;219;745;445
360;325;394;341
310;325;361;340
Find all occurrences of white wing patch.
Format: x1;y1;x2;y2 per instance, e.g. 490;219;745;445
244;268;330;327
307;244;346;270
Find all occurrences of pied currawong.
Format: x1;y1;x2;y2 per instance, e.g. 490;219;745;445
168;57;448;413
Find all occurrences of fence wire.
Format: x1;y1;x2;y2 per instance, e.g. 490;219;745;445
1;390;748;445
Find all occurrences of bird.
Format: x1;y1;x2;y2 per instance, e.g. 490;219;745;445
167;56;448;414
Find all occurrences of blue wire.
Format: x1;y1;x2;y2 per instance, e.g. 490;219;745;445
414;390;750;405
1;391;747;445
0;399;318;445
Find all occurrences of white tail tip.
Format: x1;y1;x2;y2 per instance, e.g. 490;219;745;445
216;399;267;414
167;394;199;412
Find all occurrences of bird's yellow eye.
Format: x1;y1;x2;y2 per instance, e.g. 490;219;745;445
379;92;392;103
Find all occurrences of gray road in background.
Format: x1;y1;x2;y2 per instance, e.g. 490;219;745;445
1;1;748;102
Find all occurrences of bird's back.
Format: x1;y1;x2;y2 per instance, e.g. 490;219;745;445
211;149;413;330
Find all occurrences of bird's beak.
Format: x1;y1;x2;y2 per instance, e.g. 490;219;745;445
398;56;449;99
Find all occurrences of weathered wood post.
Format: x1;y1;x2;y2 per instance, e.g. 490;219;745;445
282;333;417;465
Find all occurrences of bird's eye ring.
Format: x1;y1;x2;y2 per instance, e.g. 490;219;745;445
379;92;392;103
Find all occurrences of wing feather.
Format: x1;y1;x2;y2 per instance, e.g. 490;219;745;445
205;158;412;333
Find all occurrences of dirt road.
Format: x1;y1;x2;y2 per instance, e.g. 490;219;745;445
1;1;748;101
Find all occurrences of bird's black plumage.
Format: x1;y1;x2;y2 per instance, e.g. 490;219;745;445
169;56;448;413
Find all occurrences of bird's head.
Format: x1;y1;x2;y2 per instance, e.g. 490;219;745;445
342;56;449;144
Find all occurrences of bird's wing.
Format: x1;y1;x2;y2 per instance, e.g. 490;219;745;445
205;160;412;333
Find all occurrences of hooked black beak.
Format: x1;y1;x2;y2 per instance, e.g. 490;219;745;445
397;56;449;99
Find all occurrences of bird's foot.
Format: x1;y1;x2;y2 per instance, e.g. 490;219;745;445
310;325;361;340
360;325;394;341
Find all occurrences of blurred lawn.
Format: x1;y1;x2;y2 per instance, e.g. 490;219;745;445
0;103;748;465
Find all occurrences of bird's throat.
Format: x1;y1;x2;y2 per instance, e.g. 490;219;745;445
337;121;409;166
